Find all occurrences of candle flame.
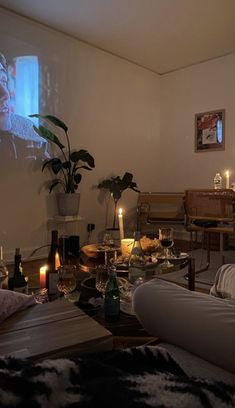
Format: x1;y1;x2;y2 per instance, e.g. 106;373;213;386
119;208;123;215
226;170;230;177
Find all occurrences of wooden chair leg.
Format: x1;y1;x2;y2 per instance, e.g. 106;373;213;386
188;257;195;291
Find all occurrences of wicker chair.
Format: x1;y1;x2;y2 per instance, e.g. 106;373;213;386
184;189;235;273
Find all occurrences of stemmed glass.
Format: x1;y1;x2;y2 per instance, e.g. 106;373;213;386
57;264;78;300
159;227;174;269
95;264;116;296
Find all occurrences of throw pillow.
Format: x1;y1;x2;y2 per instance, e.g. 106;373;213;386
133;279;235;374
0;289;36;323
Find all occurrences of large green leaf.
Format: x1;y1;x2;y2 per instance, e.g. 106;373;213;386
122;172;133;186
33;125;64;150
62;161;71;170
51;158;63;174
42;158;63;175
74;173;82;184
70;150;95;168
29;114;68;132
97;172;139;197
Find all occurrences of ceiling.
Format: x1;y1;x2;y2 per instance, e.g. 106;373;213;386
0;0;235;74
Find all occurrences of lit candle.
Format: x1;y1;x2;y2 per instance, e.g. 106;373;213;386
40;265;47;289
121;238;134;257
226;170;230;189
118;208;124;240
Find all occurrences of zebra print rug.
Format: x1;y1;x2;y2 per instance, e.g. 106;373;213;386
0;346;234;407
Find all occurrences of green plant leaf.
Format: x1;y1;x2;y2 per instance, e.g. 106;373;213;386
49;180;63;193
70;150;95;168
122;172;133;185
42;159;52;172
74;173;82;184
97;172;139;197
77;165;93;171
51;158;63;174
33;125;65;150
29;114;68;132
62;161;71;169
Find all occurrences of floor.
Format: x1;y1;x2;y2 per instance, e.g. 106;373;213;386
160;244;235;292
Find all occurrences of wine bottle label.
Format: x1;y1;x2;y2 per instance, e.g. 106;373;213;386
48;272;59;295
104;298;120;317
14;285;28;295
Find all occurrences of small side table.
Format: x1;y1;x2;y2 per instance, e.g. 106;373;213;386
47;215;86;245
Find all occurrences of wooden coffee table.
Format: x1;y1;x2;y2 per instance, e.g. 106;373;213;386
0;298;113;361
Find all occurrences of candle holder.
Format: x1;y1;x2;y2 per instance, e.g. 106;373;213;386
121;238;134;258
32;288;49;303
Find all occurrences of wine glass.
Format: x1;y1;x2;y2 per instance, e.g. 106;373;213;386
159;227;174;269
95;264;115;296
57;264;77;296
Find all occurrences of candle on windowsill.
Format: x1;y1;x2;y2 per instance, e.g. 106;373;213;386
40;265;47;289
118;208;124;241
226;170;230;189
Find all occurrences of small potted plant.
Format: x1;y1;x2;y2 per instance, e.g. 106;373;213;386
97;172;140;229
30;114;95;216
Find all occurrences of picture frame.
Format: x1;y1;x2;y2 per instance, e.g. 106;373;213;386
195;109;225;152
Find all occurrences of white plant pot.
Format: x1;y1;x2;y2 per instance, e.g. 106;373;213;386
56;193;80;216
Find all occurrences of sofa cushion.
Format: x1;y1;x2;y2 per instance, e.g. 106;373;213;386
0;289;36;323
133;278;235;373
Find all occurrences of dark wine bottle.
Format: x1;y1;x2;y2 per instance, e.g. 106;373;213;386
8;248;28;294
46;230;61;295
104;267;120;322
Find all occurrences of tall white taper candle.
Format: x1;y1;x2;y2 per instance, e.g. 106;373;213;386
118;208;124;240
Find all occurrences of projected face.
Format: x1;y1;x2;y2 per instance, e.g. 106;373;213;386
0;62;11;131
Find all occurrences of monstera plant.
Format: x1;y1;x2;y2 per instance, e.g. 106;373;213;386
97;172;140;228
30;114;95;215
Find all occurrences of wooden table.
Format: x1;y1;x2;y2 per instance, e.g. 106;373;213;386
0;298;113;361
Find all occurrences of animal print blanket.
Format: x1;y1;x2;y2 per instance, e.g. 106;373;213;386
0;346;234;408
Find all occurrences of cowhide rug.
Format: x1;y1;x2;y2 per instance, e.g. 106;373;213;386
0;346;234;407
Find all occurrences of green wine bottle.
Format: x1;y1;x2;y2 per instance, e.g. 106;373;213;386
104;266;120;322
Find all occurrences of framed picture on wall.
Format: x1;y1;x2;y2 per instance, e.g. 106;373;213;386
195;109;225;152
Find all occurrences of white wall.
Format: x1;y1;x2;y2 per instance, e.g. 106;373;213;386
1;9;234;261
0;8;160;260
160;54;235;191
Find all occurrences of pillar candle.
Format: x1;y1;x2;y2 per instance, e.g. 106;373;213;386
118;208;124;240
226;171;230;189
40;265;47;289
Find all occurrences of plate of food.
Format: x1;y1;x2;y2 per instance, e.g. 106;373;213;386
110;254;158;272
81;243;120;258
153;252;189;261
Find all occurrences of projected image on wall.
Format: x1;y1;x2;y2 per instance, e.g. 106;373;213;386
0;51;49;160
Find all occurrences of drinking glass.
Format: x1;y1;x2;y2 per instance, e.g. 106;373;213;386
95;264;116;296
57;264;77;295
159;227;174;268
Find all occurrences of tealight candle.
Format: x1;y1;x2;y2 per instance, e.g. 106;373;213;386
226;170;230;189
40;265;47;289
118;208;124;241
